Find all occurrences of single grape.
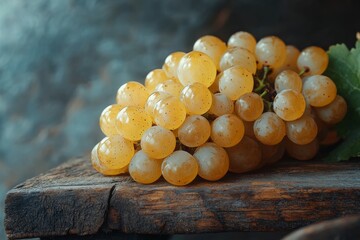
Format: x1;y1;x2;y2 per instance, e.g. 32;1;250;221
297;46;328;76
177;51;216;87
115;106;152;141
226;136;262;173
227;31;256;53
194;142;229;181
235;92;264;121
99;104;123;136
116;81;149;108
261;141;285;165
178;115;211;147
286;115;318;145
219;47;257;74
144;91;172;117
162;51;185;79
91;143;128;175
179;82;212;115
193;35;227;71
154;79;183;97
255;36;286;68
286;138;319;161
161;150;198;186
141;126;176;159
219;66;254;100
153;96;186;130
282;45;301;71
270;45;300;79
320;129;340;146
145;69;169;92
274;70;302;93
129;150;163;184
97;135;134;169
302;75;337;107
208;93;234;116
315;95;347;125
254;112;286;145
211;114;245;148
273;89;306;121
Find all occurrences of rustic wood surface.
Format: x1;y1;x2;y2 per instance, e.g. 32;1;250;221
5;157;360;239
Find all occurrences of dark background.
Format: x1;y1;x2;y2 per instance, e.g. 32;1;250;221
0;0;359;238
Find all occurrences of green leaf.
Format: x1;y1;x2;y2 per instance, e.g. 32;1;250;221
323;41;360;161
323;129;360;162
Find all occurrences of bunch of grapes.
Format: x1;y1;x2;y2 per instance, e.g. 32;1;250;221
91;32;347;186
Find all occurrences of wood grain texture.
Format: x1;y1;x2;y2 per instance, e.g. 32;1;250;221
5;157;360;239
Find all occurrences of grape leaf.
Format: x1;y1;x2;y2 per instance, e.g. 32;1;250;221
323;41;360;161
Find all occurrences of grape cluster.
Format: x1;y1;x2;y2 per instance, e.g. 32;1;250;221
91;32;347;186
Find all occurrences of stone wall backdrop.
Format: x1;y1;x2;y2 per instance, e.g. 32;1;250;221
0;0;358;238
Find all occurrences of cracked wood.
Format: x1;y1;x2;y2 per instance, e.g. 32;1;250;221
5;157;360;239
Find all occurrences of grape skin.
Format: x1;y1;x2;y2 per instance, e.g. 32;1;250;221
141;126;176;159
153;96;187;130
178;115;211;148
194;142;229;181
177;51;217;87
161;150;199;186
193;35;227;71
254;112;286;145
116;81;149;108
144;91;172;117
180;82;212;115
115;106;152;141
273;89;306;121
129;150;162;184
208;93;234;116
260;142;285;166
286;138;319;161
99;104;123;137
211;114;245;148
286;115;318;145
220;47;257;74
219;66;254;100
255;36;286;68
270;45;300;80
162;51;185;79
302;75;337;107
226;136;262;173
154;79;183;98
227;31;257;53
145;69;169;92
297;46;328;76
235;92;264;121
97;135;134;170
91;143;128;176
315;95;347;125
274;70;302;93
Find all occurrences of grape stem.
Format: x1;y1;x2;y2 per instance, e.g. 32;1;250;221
254;66;270;92
298;67;309;77
263;99;273;112
254;78;266;92
261;66;270;81
260;89;268;98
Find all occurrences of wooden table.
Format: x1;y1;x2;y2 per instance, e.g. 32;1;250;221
4;157;360;239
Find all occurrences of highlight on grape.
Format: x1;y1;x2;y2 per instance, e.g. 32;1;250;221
92;31;347;186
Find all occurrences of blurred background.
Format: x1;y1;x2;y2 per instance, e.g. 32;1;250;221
0;0;358;238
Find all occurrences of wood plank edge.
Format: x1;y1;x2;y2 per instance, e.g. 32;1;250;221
5;184;116;239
